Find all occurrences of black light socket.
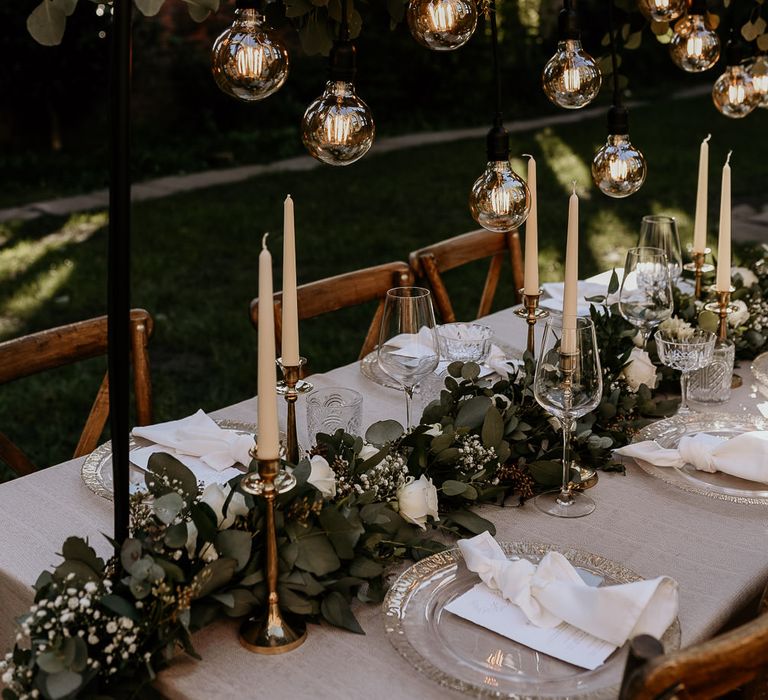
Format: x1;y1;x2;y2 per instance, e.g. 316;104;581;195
486;124;510;161
557;1;580;41
688;0;707;15
330;40;356;83
607;104;629;135
236;0;260;9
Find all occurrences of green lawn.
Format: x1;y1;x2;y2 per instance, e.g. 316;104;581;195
0;92;765;478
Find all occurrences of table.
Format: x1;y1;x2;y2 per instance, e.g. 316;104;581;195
1;306;767;699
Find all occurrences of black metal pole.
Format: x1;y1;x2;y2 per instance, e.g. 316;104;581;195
108;0;132;546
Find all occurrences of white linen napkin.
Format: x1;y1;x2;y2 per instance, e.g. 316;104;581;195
615;431;768;484
387;326;438;358
457;532;678;648
541;280;611;316
132;410;255;471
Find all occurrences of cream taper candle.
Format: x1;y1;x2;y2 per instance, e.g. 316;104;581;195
715;151;732;293
258;233;280;460
561;183;579;354
523;155;539;295
692;134;711;254
281;195;300;366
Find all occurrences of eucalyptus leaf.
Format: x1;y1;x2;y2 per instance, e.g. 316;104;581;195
461;362;481;381
365;420;404;446
295;531;341;576
27;0;67;47
43;670;82;699
146;452;198;501
348;557;383;578
455;396;492;429
318;506;364;559
441;479;469;496
193;558;237;599
100;594;139;621
277;585;315;615
481;407;504;449
153;492;185;525
215;530;252;571
320;591;364;634
61;537;104;575
134;0;166;15
164;522;188;549
444;510;495;536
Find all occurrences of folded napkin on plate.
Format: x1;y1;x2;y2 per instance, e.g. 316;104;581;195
132;410;254;471
541;281;611;316
387;327;438;358
615;431;768;484
458;532;678;648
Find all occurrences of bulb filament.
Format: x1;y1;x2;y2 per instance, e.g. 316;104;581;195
490;185;511;215
753;73;768;95
323;112;354;146
235;44;266;79
427;0;456;32
686;36;703;58
653;0;669;9
609;157;630;182
563;66;582;92
727;82;746;105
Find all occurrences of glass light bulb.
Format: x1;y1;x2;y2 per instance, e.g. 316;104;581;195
637;0;686;22
712;65;757;119
406;0;477;51
211;9;289;102
748;56;768;109
469;160;531;232
591;134;647;198
669;14;720;72
301;80;375;166
542;39;602;109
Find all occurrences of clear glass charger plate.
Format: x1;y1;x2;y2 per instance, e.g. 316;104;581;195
633;412;768;505
81;419;256;501
752;351;768;397
382;541;681;700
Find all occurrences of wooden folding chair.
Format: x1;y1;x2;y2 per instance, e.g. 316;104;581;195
0;309;154;476
249;261;413;368
619;585;768;699
408;228;525;323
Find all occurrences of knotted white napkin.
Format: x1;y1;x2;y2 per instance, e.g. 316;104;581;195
387;327;439;358
132;410;255;471
458;532;678;648
615;431;768;484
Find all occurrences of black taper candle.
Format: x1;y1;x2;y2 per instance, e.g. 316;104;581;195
108;0;133;546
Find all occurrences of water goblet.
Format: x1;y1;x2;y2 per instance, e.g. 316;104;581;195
639;215;683;282
533;316;603;518
377;287;440;428
656;329;716;415
619;246;674;349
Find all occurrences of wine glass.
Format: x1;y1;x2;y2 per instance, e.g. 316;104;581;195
619;247;674;349
656;329;716;415
639;215;683;282
378;287;440;428
533;316;603;518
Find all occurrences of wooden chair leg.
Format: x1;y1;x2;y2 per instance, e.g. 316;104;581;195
130;312;153;427
360;299;386;360
477;252;504;319
74;373;110;458
0;430;36;477
421;254;456;323
507;230;524;304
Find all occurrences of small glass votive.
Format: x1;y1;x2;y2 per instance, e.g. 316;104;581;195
305;387;363;443
438;323;493;363
688;339;736;404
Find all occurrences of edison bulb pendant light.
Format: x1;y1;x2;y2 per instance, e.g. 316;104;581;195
669;11;720;72
591;106;646;198
637;0;685;23
211;1;289;102
469;126;530;232
748;55;768;108
407;0;477;51
712;39;757;119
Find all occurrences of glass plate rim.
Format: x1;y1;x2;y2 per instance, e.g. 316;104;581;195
632;412;768;506
80;418;256;501
382;540;681;700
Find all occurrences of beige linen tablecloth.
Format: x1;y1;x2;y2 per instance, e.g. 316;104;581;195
1;307;767;700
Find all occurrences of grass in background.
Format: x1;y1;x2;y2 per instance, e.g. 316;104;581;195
0;93;765;478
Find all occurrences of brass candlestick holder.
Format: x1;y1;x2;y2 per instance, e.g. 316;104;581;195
276;357;313;465
682;249;715;300
239;452;307;654
704;288;737;341
513;289;549;356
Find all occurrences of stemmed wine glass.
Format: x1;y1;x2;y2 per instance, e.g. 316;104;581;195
533;316;603;518
377;287;440;428
619;246;674;349
655;329;716;415
639;215;683;283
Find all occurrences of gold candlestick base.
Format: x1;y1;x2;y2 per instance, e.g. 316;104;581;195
704;288;737;341
682;249;714;300
276;357;313;465
513;289;549;356
239;455;307;654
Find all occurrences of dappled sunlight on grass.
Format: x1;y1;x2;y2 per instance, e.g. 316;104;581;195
534;128;593;199
647;202;693;248
538;245;564;283
586;210;636;271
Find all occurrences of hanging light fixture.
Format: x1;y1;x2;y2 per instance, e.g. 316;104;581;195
542;0;601;110
669;0;720;73
637;0;685;23
211;0;289;102
713;36;758;118
748;54;768;108
407;0;478;51
301;0;375;166
468;0;530;232
591;0;646;198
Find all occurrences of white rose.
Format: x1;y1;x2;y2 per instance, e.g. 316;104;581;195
308;455;337;498
201;483;249;529
358;443;380;461
621;347;659;393
424;423;442;437
729;299;750;328
732;266;757;288
185;521;198;559
397;475;439;530
632;331;645;348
